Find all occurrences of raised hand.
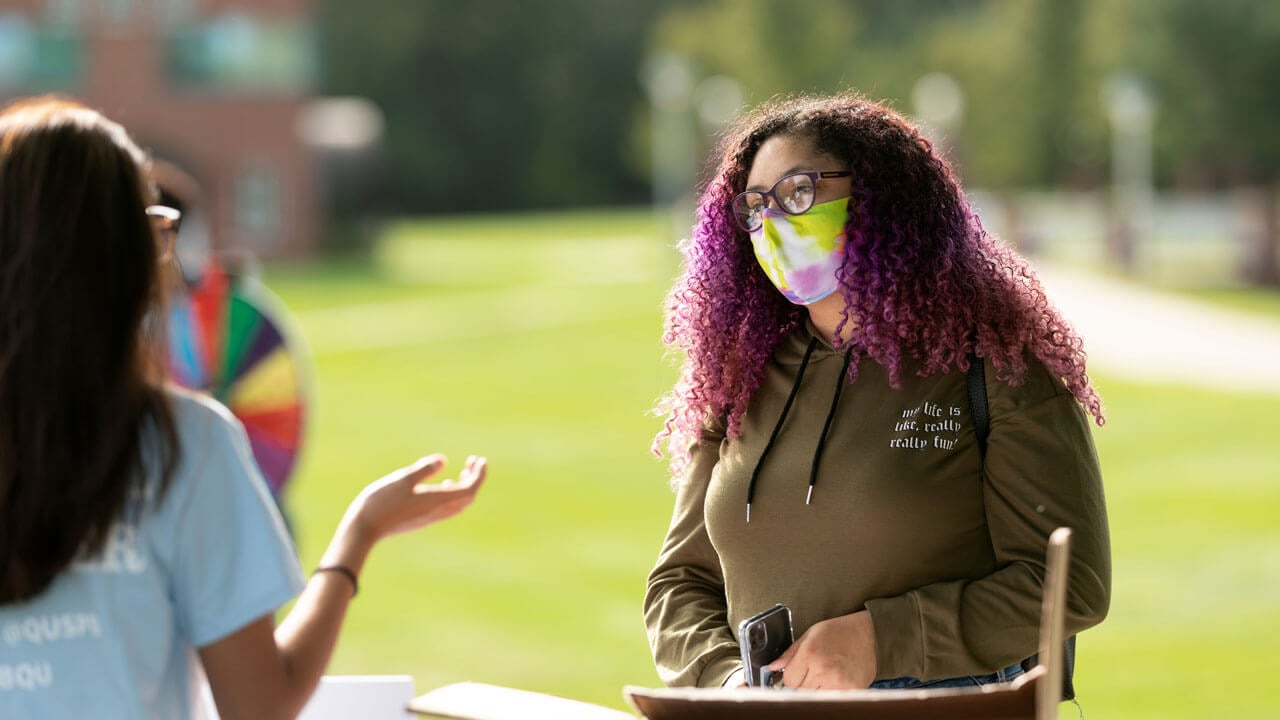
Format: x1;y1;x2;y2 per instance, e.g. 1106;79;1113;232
346;454;487;544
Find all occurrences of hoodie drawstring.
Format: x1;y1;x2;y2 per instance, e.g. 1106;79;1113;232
746;338;853;521
808;347;854;504
746;337;817;522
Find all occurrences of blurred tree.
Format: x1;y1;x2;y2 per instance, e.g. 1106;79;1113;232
646;0;865;101
642;0;964;184
881;0;1100;189
642;0;1280;284
1137;0;1280;283
923;0;1041;187
1138;0;1280;186
316;0;1280;282
646;0;1119;190
317;0;671;216
1029;0;1084;185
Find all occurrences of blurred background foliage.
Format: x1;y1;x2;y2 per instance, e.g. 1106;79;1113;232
317;0;668;215
318;0;1280;211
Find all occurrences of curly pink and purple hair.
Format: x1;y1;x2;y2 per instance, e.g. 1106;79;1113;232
654;92;1104;480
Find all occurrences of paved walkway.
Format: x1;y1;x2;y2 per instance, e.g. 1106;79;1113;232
1031;261;1280;395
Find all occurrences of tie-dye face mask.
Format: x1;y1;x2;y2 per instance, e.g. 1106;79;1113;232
748;196;848;305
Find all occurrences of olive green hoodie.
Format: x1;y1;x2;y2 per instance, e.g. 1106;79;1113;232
644;320;1110;687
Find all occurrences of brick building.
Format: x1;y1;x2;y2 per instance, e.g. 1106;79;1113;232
0;0;319;258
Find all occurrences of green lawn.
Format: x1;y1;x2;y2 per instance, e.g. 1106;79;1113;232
1180;285;1280;322
260;209;1278;718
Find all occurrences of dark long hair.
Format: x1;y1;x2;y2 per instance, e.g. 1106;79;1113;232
655;92;1103;479
0;97;179;602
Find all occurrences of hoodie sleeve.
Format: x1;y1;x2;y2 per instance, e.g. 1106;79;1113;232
865;369;1111;681
643;422;743;688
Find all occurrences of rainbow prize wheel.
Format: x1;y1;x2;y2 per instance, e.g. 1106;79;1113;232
168;265;310;500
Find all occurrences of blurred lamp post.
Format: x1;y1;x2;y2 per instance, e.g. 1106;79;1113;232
640;51;697;241
296;96;384;153
911;72;966;160
693;74;743;237
694;74;744;132
1102;72;1156;275
296;97;385;252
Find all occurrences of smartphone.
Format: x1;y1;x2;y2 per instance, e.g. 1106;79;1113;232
737;603;793;688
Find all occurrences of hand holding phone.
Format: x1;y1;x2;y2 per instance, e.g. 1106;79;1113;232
737;603;793;688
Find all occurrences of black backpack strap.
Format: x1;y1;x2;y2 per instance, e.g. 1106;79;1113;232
1021;635;1077;700
966;352;1077;701
966;353;989;458
1063;635;1077;699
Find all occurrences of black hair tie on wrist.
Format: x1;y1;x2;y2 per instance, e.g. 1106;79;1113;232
313;565;358;597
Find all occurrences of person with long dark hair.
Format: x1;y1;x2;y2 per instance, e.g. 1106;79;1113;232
645;92;1110;690
0;97;486;719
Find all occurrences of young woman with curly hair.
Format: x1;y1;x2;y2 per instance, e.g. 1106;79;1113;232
644;92;1110;692
0;97;487;719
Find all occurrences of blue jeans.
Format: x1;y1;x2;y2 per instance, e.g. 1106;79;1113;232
869;663;1024;690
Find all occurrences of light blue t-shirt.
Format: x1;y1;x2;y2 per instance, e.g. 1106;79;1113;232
0;390;306;719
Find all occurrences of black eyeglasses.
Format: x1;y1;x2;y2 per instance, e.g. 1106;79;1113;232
732;170;853;232
146;205;181;260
